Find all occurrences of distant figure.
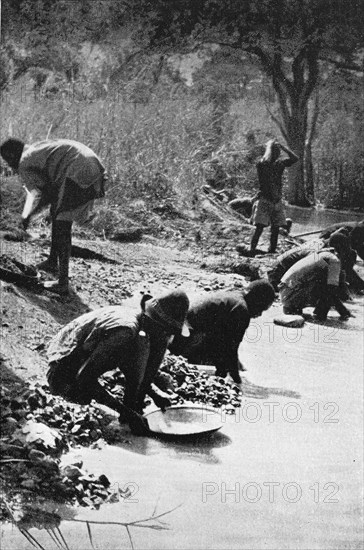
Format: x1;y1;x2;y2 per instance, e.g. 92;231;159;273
0;138;106;295
169;280;275;383
279;248;351;321
47;289;190;435
250;139;299;254
319;221;364;261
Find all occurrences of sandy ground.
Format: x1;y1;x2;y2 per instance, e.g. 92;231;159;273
0;227;363;549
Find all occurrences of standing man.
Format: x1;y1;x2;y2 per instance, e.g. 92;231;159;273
47;289;190;435
169;280;275;383
250;139;299;254
0;138;106;295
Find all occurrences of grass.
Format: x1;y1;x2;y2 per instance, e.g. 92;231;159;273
1;76;362;241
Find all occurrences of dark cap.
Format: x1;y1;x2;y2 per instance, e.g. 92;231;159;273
143;289;190;336
245;279;275;315
0;138;25;171
329;231;350;251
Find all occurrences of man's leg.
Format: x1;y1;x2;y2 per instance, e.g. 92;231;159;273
37;217;59;273
250;224;264;252
269;226;280;253
280;283;306;315
43;220;72;294
75;331;149;433
313;296;331;321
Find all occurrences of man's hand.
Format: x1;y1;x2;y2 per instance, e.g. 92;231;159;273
21;217;30;231
340;309;353;320
230;372;242;384
153;393;172;411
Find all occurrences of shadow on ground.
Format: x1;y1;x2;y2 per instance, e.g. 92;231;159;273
108;425;232;465
17;285;91;325
0;354;29;391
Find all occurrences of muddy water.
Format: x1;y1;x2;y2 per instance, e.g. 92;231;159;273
285;205;363;237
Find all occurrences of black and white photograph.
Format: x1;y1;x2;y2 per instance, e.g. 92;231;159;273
0;1;363;548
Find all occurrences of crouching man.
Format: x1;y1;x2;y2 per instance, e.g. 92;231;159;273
268;231;363;294
47;289;190;435
169;280;275;384
279;249;351;321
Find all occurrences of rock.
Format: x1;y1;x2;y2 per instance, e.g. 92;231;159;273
2;416;18;434
110;228;143;242
21;478;37;489
273;314;305;328
61;465;83;481
98;474;110;488
28;449;46;462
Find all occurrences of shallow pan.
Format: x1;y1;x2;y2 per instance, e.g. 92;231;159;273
144;405;223;438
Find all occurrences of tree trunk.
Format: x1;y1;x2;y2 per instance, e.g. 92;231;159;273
305;90;319;203
286;139;308;206
305;145;314;202
337;162;344;208
286;109;311;206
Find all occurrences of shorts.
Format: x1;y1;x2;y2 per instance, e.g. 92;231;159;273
56;199;95;224
251;198;286;227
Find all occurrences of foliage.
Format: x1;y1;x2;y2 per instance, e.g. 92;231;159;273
307;67;364;210
122;0;364;206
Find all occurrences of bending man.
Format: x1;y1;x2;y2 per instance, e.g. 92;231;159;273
47;289;190;435
169;280;275;383
279;249;351;321
0;138;106;295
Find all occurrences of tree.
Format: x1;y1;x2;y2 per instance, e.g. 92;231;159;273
125;0;364;206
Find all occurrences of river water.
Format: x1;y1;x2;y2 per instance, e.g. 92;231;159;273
1;209;363;550
285;205;363;237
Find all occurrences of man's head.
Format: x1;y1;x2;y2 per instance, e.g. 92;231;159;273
0;138;25;171
141;289;190;337
329;231;351;261
350;223;364;252
262;139;280;163
245;280;275;318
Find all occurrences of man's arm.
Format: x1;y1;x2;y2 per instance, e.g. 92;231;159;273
279;143;299;167
20;170;49;227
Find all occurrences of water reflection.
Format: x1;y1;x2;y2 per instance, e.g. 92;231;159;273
240;377;301;400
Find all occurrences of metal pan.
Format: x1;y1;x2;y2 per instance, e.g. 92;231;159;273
144;405;223;438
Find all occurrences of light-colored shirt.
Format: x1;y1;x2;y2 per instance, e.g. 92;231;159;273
18;139;105;221
281;250;341;288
